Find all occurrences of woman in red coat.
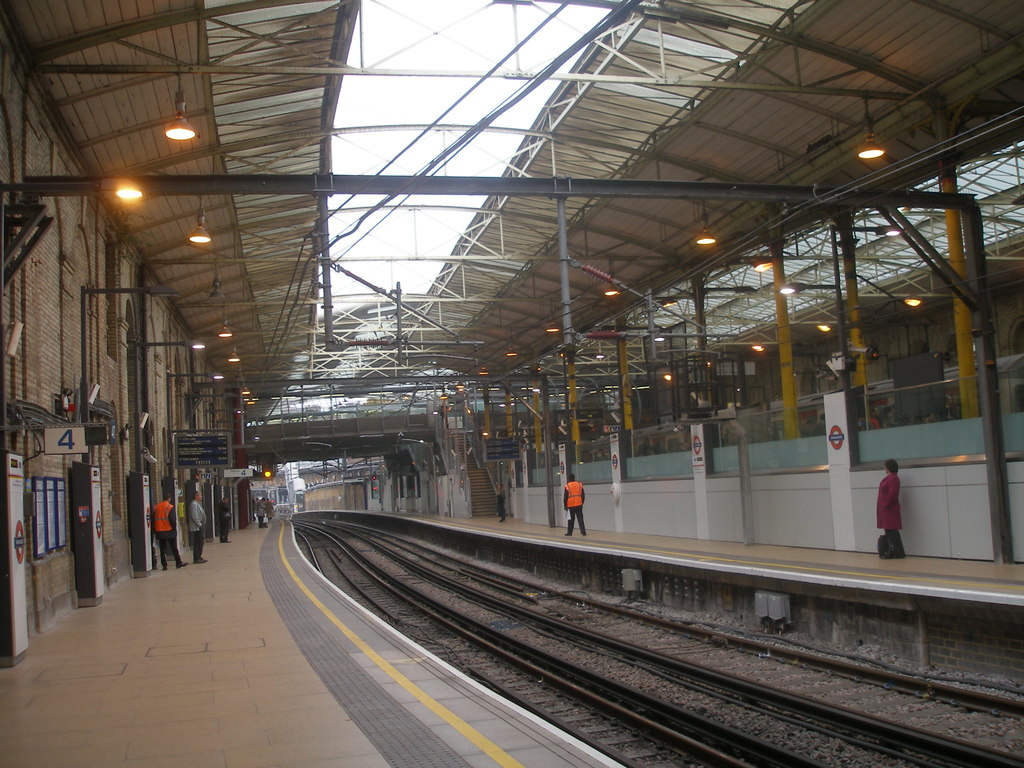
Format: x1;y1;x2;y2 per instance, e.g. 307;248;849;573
876;458;904;558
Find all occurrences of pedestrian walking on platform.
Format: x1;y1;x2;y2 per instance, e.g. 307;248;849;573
876;458;904;559
563;473;586;536
189;492;208;564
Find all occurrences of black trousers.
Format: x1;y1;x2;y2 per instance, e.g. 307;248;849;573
566;506;586;535
156;536;183;568
192;529;205;561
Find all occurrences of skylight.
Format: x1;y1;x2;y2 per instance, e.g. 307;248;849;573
327;0;607;331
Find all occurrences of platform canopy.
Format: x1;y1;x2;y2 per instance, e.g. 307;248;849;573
8;0;1024;461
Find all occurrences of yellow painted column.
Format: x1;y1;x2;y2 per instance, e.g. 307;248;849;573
504;386;513;435
940;159;978;419
772;238;799;439
567;351;580;443
843;238;867;389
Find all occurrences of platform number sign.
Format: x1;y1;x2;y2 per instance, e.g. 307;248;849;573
44;427;86;455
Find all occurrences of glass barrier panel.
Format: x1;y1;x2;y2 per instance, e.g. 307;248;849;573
711;444;738;472
631;426;692;457
1000;368;1024;415
858;418;983;463
626;451;693;478
1004;412;1024;452
574;462;611;484
750;436;827;469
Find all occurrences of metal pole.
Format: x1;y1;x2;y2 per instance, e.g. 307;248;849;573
557;198;573;346
962;203;1012;563
541;375;556;528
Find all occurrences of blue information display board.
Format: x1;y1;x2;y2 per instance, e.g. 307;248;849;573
174;431;231;467
485;438;519;461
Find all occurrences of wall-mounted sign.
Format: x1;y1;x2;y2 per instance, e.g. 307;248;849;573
174;431;231;468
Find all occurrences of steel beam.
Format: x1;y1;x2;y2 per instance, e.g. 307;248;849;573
8;175;976;210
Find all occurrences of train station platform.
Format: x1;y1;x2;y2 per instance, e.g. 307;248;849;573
331;509;1024;680
0;521;614;768
417;512;1024;608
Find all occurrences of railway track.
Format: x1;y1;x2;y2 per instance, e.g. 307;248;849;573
293;518;1023;768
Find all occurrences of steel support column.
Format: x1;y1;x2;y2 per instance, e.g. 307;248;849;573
962;203;1012;564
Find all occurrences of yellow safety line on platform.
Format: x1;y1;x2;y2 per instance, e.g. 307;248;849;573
276;524;525;768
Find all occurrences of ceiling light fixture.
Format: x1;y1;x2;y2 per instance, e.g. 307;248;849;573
164;79;197;141
752;256;772;273
227;349;241;363
114;182;143;200
603;286;620;297
856;99;886;159
217;321;233;338
752;344;765;352
545;323;560;333
188;207;211;244
209;275;224;299
903;297;923;307
817;324;831;332
695;203;717;245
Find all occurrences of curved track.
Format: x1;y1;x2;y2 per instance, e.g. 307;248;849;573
294;518;1023;768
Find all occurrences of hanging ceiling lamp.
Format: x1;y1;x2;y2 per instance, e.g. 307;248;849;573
188;207;211;244
856;99;886;159
227;349;241;363
694;204;717;245
217;320;233;339
164;79;197;141
209;270;224;299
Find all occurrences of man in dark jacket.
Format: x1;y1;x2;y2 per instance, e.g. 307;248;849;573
218;495;232;543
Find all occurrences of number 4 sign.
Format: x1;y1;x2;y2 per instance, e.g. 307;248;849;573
44;426;87;455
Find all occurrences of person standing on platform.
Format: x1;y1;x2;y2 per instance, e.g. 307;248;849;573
153;492;187;570
495;483;506;522
218;495;232;543
189;491;208;564
563;473;586;536
876;458;905;559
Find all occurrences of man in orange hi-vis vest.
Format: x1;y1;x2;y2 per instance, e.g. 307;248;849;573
563;473;587;536
153;492;187;570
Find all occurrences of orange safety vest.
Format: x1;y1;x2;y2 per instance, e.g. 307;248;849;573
564;481;584;508
153;500;174;533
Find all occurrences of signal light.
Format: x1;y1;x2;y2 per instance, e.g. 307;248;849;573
261;465;274;479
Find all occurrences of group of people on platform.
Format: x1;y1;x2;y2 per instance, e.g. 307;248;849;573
151;492;282;572
152;491;214;569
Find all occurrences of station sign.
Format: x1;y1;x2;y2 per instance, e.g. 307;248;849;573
174;430;231;468
485;438;519;461
223;468;254;478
